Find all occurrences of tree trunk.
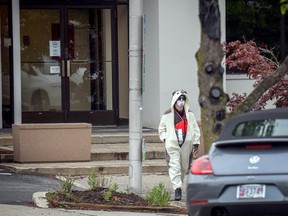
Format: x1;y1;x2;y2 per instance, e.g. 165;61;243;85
197;0;228;153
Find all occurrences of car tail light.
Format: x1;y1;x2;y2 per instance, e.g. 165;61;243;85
246;144;272;149
191;157;213;175
190;200;208;205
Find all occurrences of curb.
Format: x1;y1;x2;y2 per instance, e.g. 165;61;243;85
33;191;187;215
33;192;49;208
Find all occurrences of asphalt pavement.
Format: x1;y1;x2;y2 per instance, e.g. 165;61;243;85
0;168;60;205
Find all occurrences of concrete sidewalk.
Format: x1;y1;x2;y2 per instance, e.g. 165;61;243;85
0;204;180;216
3;173;188;216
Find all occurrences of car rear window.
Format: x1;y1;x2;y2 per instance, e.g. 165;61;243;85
232;119;288;137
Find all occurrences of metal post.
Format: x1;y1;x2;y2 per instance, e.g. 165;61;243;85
129;0;143;195
12;0;22;123
280;13;286;63
280;1;288;63
0;16;2;128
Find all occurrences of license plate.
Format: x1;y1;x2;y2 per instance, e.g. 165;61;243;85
236;184;266;199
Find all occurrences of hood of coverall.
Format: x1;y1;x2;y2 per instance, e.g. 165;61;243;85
171;90;190;113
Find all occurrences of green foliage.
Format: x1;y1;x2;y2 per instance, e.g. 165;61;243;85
59;201;66;207
125;185;130;194
87;170;98;190
145;182;171;207
281;0;288;15
87;170;110;190
102;189;113;202
110;182;119;192
60;176;74;194
46;191;59;200
101;183;119;202
46;176;80;204
226;0;280;57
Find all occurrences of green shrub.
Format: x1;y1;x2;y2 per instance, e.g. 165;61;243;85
60;176;74;194
87;170;110;190
145;182;171;206
102;189;113;202
110;182;119;192
124;185;130;194
87;170;98;190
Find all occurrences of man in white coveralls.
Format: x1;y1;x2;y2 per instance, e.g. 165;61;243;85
158;90;201;201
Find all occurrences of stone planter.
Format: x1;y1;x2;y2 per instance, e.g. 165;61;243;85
12;123;92;163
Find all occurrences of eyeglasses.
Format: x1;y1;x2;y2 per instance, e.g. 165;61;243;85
178;95;186;101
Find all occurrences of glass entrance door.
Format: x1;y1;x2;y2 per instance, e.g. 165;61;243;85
20;6;117;125
65;8;114;123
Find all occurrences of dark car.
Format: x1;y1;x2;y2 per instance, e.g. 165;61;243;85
186;108;288;216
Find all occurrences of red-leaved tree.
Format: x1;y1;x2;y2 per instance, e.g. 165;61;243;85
224;40;288;112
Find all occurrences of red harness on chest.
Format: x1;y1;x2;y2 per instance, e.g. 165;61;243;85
175;111;188;134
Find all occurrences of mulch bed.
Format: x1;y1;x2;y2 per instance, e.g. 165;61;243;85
47;187;188;214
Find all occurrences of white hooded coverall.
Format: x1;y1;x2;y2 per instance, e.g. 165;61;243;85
158;90;201;190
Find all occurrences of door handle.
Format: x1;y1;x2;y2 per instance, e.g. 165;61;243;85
67;60;71;77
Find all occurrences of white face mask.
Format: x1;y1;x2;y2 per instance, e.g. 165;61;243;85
176;100;185;107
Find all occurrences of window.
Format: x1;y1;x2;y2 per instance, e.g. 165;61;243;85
232;119;288;137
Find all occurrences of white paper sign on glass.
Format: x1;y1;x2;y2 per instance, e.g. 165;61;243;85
50;66;60;74
49;40;61;57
